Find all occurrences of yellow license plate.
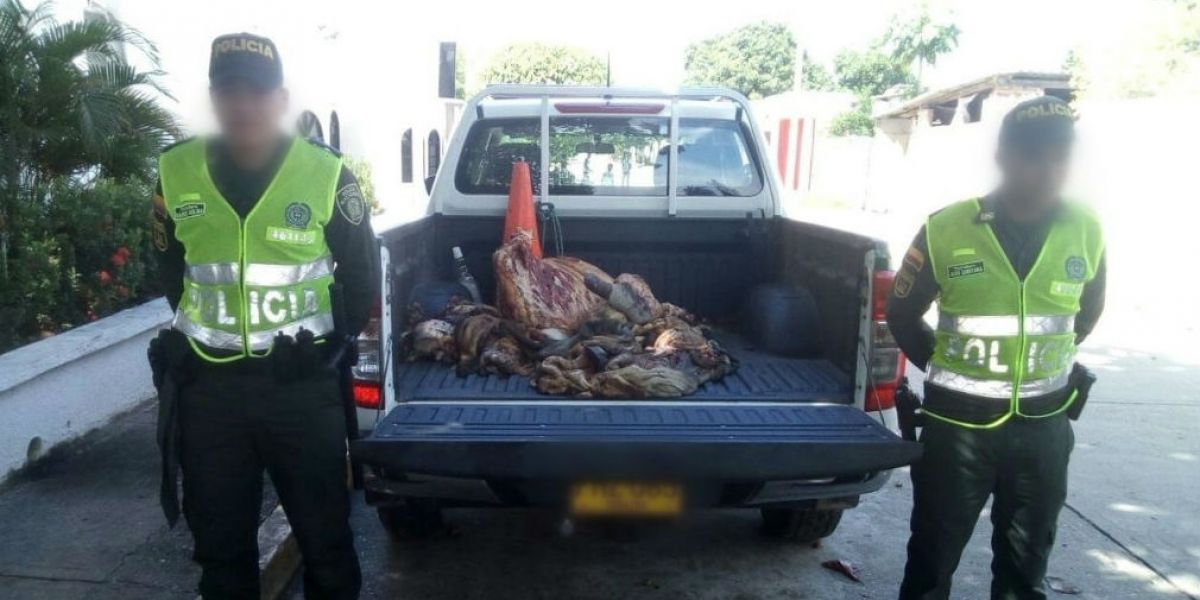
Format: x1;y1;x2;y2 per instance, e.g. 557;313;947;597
569;482;684;517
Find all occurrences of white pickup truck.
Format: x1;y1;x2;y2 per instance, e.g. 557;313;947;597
346;86;920;542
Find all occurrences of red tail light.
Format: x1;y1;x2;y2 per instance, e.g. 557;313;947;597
352;380;382;409
351;297;384;410
866;270;906;411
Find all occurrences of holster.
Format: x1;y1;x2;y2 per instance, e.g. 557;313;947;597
1066;363;1097;421
895;378;924;442
148;329;193;527
328;282;364;489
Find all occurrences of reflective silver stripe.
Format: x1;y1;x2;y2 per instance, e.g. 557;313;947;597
1025;314;1075;335
938;313;1075;337
172;310;243;350
927;365;1071;399
185;263;240;285
243;255;334;287
246;313;336;351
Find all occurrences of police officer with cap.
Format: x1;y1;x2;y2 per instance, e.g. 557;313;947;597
888;95;1106;599
150;33;375;599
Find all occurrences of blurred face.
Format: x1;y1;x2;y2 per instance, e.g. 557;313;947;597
209;81;288;151
995;141;1073;219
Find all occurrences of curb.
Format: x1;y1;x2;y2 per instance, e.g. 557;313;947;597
258;505;301;600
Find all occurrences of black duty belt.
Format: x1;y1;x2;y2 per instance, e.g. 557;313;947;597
922;383;1073;423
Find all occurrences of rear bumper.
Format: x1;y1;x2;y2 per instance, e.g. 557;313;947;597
351;401;921;485
362;468;894;509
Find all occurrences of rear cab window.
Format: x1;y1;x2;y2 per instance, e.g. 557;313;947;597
455;115;763;198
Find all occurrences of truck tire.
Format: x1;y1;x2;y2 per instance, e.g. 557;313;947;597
759;508;843;543
376;499;445;539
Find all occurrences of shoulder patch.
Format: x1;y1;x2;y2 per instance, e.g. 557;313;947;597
903;245;926;272
336;183;366;225
304;136;341;157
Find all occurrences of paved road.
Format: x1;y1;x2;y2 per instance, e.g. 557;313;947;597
0;402;279;600
285;343;1199;600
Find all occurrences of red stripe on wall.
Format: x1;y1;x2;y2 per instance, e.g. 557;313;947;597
793;118;805;191
776;118;791;184
807;119;817;191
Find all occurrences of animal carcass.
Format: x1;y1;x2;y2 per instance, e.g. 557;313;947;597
493;231;611;330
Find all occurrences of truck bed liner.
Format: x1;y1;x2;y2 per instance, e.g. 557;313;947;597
393;330;852;403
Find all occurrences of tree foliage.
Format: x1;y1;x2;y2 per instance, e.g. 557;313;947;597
684;21;796;99
0;0;178;351
800;52;836;92
833;49;915;98
1066;0;1200;98
479;42;606;87
818;7;959;137
0;0;179;182
881;8;960;85
828;95;877;136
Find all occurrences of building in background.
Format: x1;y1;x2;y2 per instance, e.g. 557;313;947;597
753;90;856;202
873;72;1071;152
868;72;1071;215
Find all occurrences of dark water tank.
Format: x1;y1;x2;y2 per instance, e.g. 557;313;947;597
743;283;822;357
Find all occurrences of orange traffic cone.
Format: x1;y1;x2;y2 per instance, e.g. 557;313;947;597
503;161;542;259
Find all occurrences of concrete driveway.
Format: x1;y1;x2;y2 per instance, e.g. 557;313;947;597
289;342;1197;600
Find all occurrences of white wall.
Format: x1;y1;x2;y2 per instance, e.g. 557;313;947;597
0;300;171;478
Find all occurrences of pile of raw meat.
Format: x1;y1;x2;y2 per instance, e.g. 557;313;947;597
404;231;736;398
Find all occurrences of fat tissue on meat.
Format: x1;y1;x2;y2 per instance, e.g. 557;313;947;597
493;230;610;330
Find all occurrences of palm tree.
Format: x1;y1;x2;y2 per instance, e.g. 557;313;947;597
0;0;179;185
882;9;960;92
0;0;178;345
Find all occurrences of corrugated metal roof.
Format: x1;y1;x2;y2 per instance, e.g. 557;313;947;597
873;71;1071;120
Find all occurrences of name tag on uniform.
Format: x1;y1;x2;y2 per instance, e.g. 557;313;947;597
174;194;206;221
266;226;316;245
947;260;985;279
1050;280;1084;297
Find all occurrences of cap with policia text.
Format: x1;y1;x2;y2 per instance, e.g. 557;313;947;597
209;33;282;89
998;96;1075;150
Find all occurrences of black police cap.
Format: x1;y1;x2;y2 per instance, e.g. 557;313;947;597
999;96;1075;150
209;33;282;90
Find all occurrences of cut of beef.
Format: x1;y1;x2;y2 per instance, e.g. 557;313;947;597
493;231;610;330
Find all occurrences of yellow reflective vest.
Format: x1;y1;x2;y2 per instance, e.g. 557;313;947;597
159;137;341;362
925;198;1104;427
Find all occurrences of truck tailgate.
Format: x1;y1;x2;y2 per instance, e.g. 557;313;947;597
351;402;921;481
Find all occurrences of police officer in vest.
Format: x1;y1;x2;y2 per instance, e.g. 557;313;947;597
888;96;1106;599
150;33;376;599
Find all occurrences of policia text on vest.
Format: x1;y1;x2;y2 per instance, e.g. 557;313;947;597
159;137;341;362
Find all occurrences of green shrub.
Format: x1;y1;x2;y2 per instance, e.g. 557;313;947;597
0;178;158;353
830;95;877;137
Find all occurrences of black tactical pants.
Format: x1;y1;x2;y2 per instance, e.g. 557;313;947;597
179;367;361;600
899;414;1074;600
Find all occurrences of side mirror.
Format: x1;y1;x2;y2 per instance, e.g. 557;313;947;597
424;175;436;195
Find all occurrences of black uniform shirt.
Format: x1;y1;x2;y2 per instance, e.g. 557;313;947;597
152;136;380;339
885;196;1106;417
